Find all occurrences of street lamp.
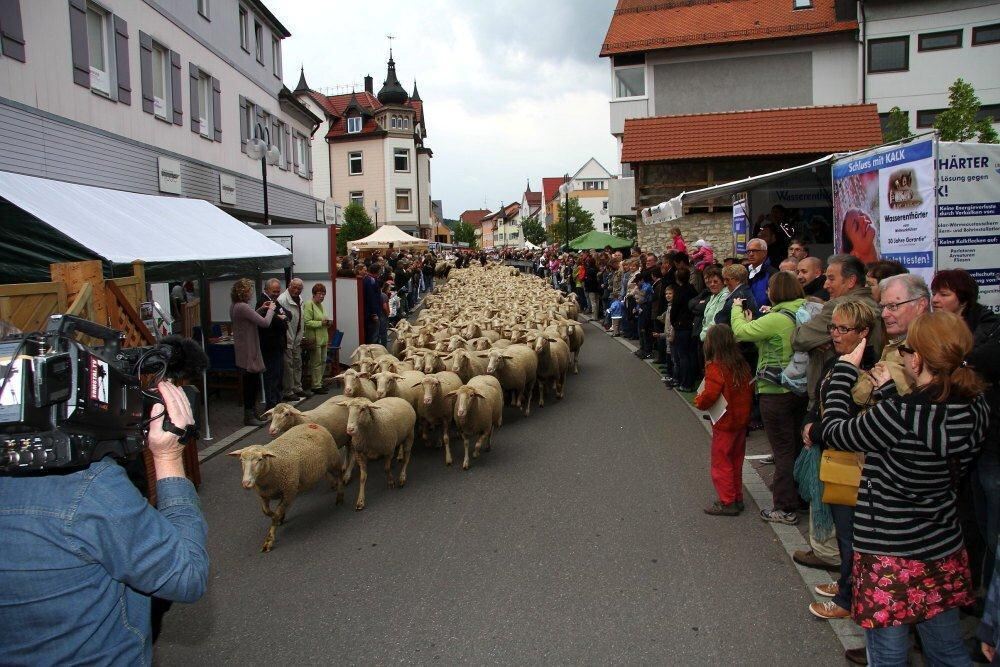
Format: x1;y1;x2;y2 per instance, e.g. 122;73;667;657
245;122;281;225
563;173;571;251
373;201;380;228
498;202;506;251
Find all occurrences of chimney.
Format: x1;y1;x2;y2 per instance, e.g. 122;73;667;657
364;75;373;94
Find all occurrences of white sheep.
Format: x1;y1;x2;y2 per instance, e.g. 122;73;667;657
370;369;425;409
228;423;344;552
486;344;537;415
349;343;389;365
446;375;503;470
533;334;571;407
334;368;378;401
415;370;463;449
344;397;417;511
447;348;490;383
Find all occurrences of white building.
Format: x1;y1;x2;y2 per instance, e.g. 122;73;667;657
559;158;614;233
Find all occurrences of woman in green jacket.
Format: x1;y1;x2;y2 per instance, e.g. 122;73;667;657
303;283;332;394
731;271;807;525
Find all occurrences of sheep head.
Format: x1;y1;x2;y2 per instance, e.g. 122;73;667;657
228;446;276;489
336;369;370;397
447;385;485;418
264;403;303;437
419;376;442;405
344;398;380;437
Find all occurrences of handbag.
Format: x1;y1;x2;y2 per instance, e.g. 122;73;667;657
819;449;865;506
301;337;316;351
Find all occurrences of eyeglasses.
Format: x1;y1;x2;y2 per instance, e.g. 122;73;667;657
898;343;915;356
826;324;861;335
879;297;922;313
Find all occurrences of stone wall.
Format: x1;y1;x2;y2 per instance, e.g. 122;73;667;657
637;211;734;259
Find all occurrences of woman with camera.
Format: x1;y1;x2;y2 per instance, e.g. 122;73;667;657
230;278;275;426
815;311;989;664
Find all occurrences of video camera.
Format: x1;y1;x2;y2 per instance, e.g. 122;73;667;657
0;315;207;475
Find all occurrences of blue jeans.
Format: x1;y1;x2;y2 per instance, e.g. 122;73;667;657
865;607;969;666
672;328;694;388
830;503;855;611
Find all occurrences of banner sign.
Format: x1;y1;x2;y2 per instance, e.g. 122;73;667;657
732;192;748;255
832;138;937;285
937;143;1000;314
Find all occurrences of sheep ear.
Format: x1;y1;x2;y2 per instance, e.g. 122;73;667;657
472;389;486;399
227;448;244;457
260;408;275;418
261;451;277;458
334;372;346;379
445;390;458;397
390;372;403;380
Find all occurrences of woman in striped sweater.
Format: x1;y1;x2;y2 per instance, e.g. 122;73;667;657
816;311;989;665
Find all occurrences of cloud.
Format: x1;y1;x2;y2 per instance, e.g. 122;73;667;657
279;0;618;218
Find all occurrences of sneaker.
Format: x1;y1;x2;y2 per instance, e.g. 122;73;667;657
760;455;774;464
703;501;740;516
661;376;677;387
809;600;850;620
814;583;839;598
760;508;799;525
311;386;329;394
295;389;312;399
793;549;841;572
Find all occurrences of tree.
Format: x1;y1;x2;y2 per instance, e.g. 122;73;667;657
452;221;478;249
522;216;546;246
610;216;637;242
546;197;595;246
336;203;375;255
882;106;914;143
933;78;999;143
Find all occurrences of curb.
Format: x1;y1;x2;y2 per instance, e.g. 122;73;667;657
586;319;865;653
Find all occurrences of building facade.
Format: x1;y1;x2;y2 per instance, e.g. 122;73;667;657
551;159;613;233
0;0;323;225
294;55;433;238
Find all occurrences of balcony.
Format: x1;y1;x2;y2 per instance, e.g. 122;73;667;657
610;98;650;135
609;177;635;218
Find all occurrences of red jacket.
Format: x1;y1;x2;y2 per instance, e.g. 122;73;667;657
694;361;753;432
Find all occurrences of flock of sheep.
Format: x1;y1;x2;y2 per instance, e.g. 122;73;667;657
228;264;586;552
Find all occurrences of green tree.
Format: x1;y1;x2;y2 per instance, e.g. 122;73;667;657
933;78;999;143
882;106;914;143
610;216;637;241
336;203;375;255
522;216;547;246
452;221;478;248
546;197;594;246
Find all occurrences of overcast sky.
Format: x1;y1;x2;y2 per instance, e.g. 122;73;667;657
278;0;619;219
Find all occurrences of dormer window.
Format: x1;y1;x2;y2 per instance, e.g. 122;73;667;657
347;116;361;134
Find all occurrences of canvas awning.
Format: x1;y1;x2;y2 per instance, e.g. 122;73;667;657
641;154;839;225
346;224;429;250
0;170;292;282
569;230;633;250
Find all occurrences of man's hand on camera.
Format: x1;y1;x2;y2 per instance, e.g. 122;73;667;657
149;382;193;480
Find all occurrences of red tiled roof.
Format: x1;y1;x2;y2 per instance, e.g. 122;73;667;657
542;177;568;204
311;90;424;140
621;104;882;163
525;191;542;206
601;0;857;57
459;209;491;226
482;203;520;222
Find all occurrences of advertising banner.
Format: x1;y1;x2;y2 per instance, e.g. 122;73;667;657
832;138;937;285
732;193;748;255
937;143;1000;313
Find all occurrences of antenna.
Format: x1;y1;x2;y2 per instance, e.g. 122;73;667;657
386;33;396;58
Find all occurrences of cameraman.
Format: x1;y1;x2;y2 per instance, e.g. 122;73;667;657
0;382;208;665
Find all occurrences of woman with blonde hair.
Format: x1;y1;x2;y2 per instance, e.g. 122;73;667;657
816;311;989;663
230;278;274;426
303;283;332;394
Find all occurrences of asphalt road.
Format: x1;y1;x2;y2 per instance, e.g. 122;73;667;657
156;326;844;665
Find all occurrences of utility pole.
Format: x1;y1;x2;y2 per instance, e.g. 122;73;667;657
564;174;570;250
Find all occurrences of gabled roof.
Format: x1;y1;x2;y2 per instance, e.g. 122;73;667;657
571;157;613;181
482;203;520;222
600;0;858;57
621;103;881;163
525;191;542;206
542;177;568;204
459;209;491;227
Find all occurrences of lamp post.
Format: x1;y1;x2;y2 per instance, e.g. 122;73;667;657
498;202;506;251
373;201;380;228
563;173;571;251
245;122;280;225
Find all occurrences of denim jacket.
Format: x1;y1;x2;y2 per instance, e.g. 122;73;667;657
0;459;209;666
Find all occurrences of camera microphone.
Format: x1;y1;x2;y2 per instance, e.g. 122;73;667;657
157;335;209;383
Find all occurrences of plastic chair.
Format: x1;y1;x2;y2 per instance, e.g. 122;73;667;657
325;330;344;375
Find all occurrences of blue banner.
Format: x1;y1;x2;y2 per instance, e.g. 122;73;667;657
832;139;934;180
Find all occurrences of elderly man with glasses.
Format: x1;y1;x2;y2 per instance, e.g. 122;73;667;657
745;238;777;316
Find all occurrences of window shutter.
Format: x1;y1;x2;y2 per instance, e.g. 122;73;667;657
239;95;248;152
68;0;89;87
139;31;153;113
284;123;292;172
292;133;299;171
169;50;182;125
212;77;221;141
306;140;312;179
189;63;199;132
271;117;279;160
113;15;129;103
0;0;26;62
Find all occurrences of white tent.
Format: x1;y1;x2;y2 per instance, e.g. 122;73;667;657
523;240;540;250
346;225;428;250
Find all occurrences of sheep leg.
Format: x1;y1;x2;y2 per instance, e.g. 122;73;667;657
327;465;345;505
536;380;546;408
472;431;487;459
261;499;290;553
461;435;471;470
557;372;566;399
440;418;450;451
444;430;453;466
262;519;279;553
573;351;579;374
354;452;368;511
384;455;396;489
398;432;414;487
485;429;494;452
342;446;355;485
523;380;534;416
258;495;275;519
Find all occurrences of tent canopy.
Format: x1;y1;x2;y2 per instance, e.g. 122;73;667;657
569;230;633;250
346;225;428;250
0;170;292;282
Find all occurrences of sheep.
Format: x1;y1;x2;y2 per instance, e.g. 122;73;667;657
263;396;351;446
334;368;378;401
445;375;503;470
415;371;463;449
370;369;425;409
343;397;417;511
228;423;344;552
447;348;490;383
349;343;389;365
374;355;414;374
406;348;446;374
533;334;571;407
485;344;537;415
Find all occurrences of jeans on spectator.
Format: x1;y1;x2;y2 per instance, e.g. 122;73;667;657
831;503;855;611
758;392;808;512
240;368;261;411
364;315;379;344
282;341;303;395
261;347;284;409
377;313;389;347
710;428;746;505
637;306;652;354
424;276;434;293
587;292;601;319
974;446;1000;586
672;328;695;388
865;607;967;666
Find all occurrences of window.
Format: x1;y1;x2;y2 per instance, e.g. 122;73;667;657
238;6;249;51
918;30;961;51
972;23;1000;46
254;21;263;64
583;180;605;190
793;0;813;8
348;151;362;175
613;66;645;98
198;70;212;136
350;191;364;207
296;135;308;177
86;3;112;96
271;37;281;76
152;42;170;119
868;36;909;73
602;201;609;212
916;108;946;128
198;0;210;19
394;148;409;172
347;116;361;133
976;104;1000;124
395;189;411;212
241;98;254;144
603;222;610;232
